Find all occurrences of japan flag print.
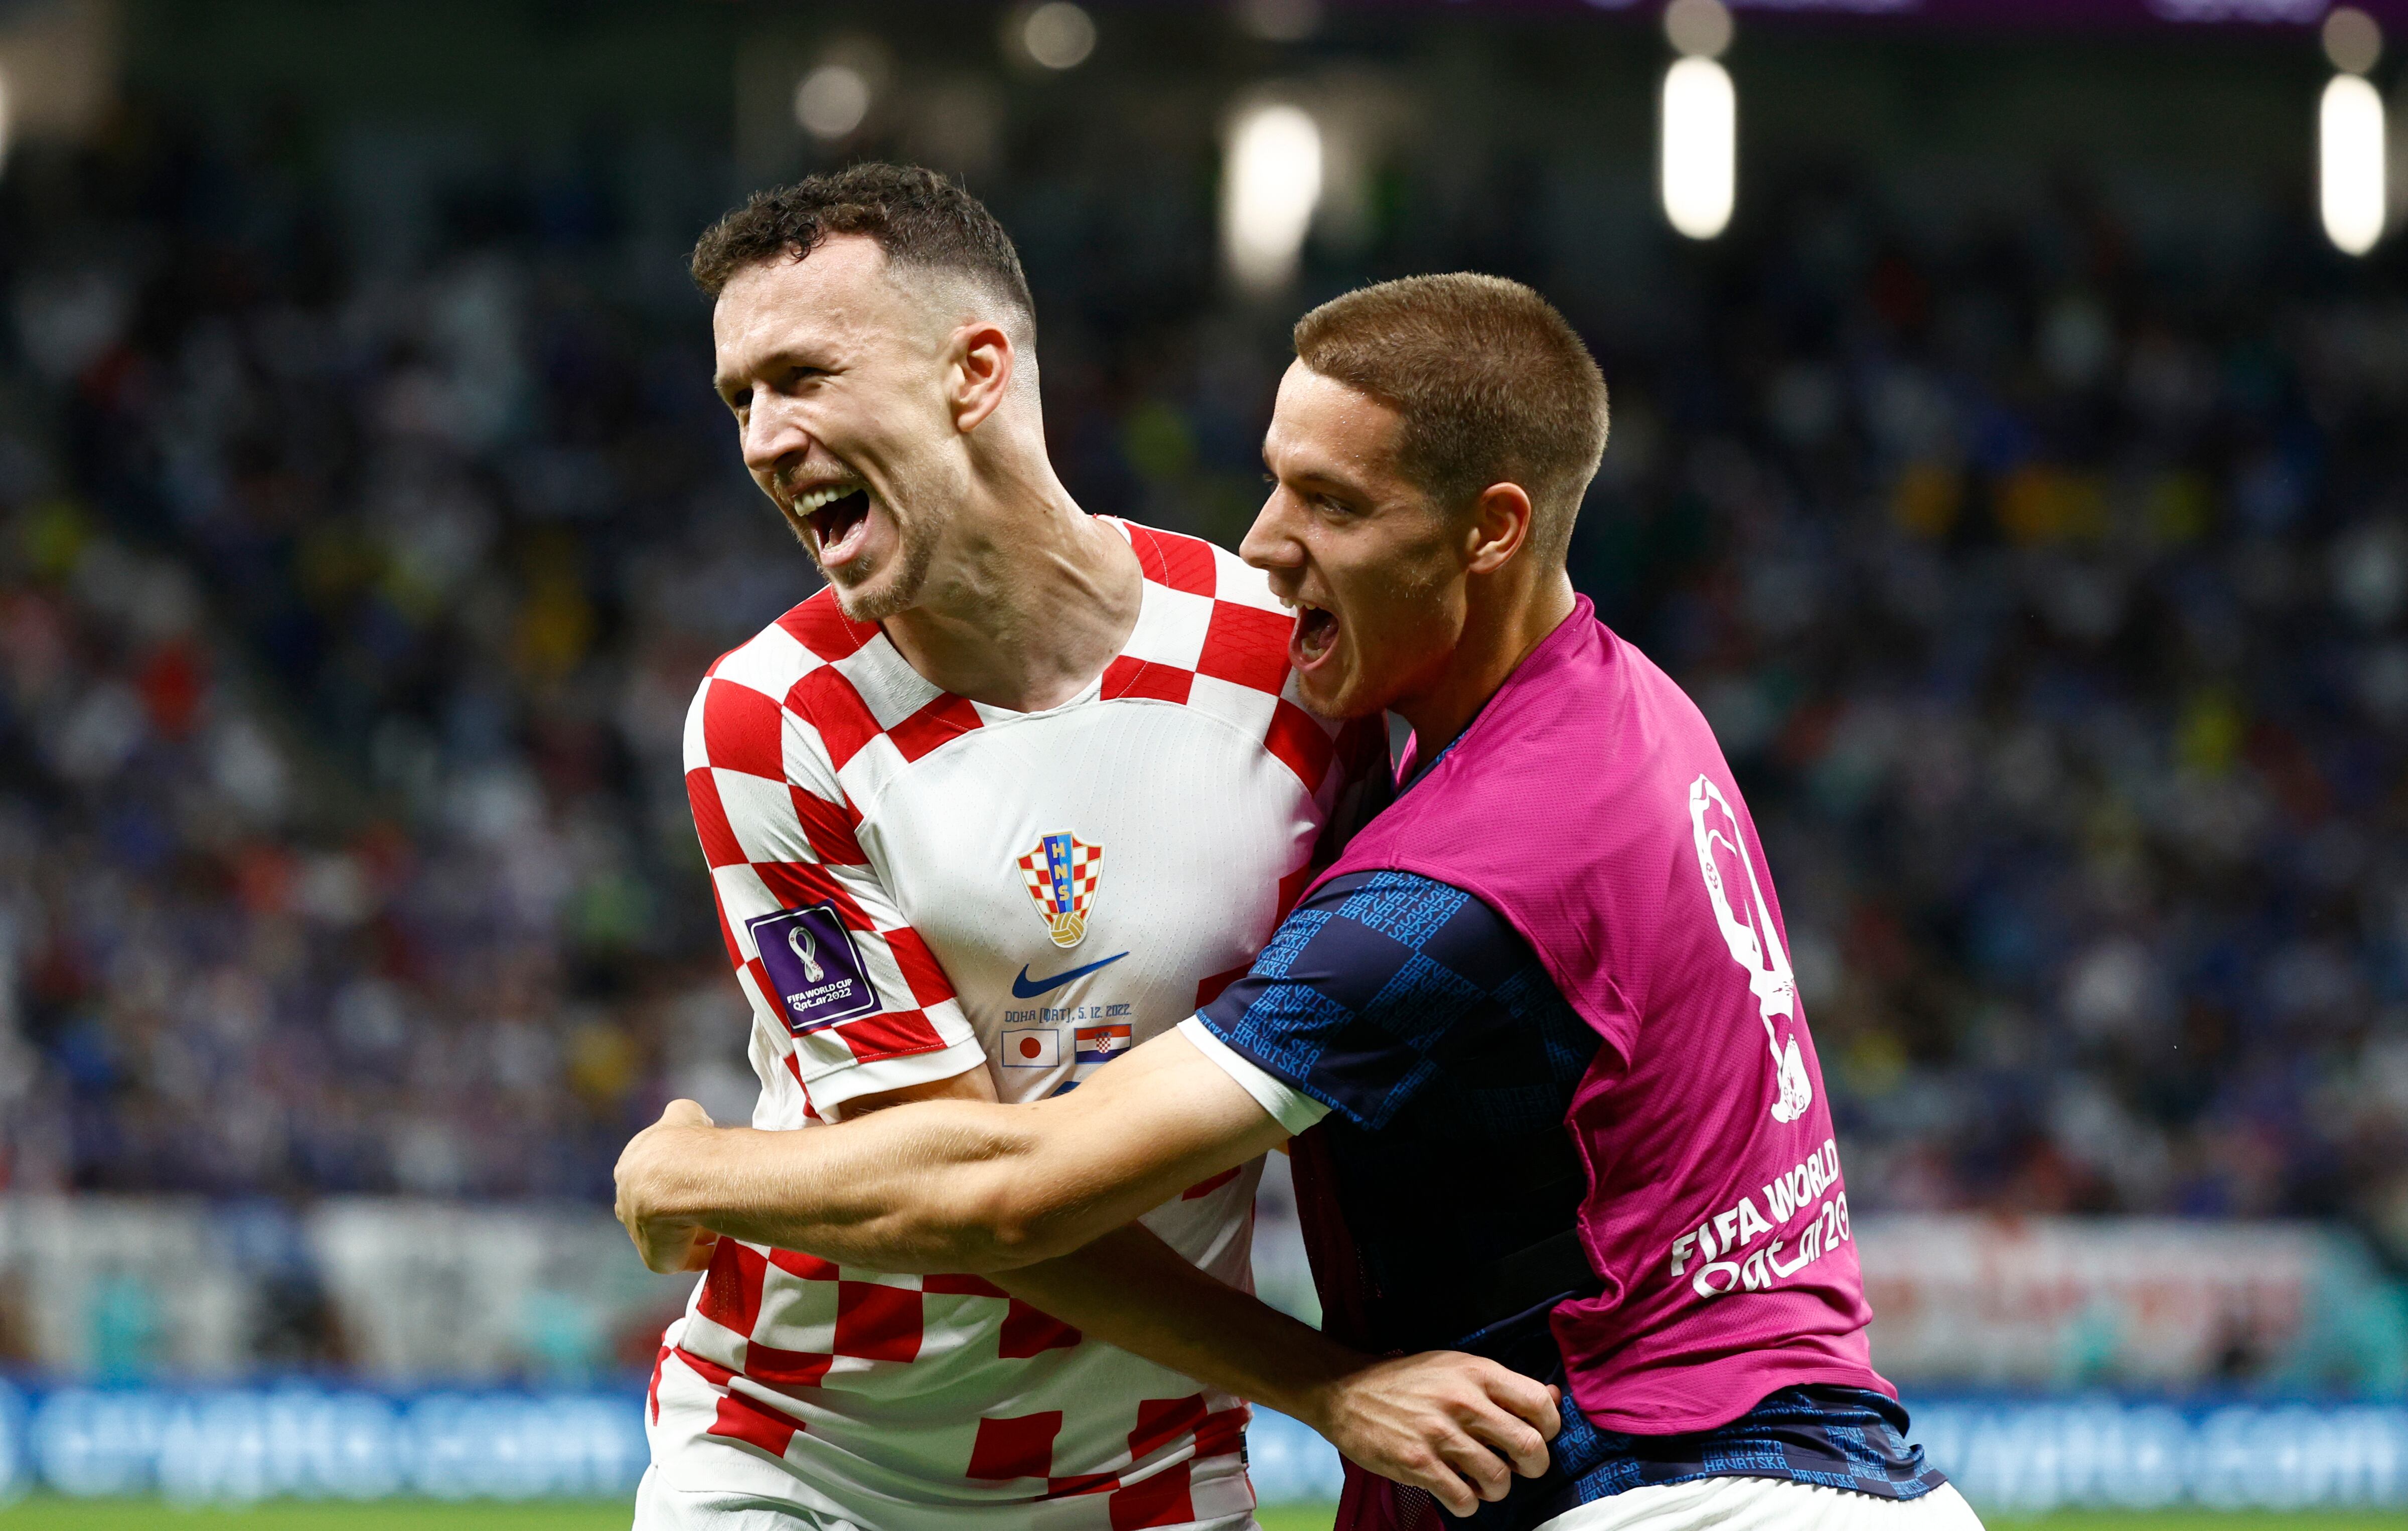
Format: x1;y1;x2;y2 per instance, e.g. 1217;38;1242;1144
1689;775;1814;1124
1001;1024;1061;1067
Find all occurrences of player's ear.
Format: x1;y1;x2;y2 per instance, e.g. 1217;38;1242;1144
950;321;1016;434
1464;482;1534;575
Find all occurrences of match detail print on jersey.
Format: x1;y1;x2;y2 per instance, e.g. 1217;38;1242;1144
1015;831;1101;948
1688;775;1814;1124
745;903;879;1034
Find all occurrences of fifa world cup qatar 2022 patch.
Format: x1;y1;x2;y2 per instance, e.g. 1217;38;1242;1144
746;903;879;1035
1014;831;1101;949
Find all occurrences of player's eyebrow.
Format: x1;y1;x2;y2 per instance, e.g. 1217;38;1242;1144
714;347;831;401
1273;456;1371;502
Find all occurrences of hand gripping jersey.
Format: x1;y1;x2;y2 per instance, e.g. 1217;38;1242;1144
653;520;1374;1530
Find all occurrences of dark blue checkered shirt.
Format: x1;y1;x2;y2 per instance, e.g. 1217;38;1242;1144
1199;868;1945;1526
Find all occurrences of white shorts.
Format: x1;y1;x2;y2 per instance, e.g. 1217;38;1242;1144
631;1466;1263;1531
1537;1478;1985;1531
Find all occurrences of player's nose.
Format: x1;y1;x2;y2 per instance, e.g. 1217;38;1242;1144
1239;487;1307;574
741;395;814;481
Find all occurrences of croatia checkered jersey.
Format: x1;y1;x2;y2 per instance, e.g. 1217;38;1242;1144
659;518;1381;1527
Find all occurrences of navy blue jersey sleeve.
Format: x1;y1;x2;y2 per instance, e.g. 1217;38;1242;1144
1195;868;1560;1131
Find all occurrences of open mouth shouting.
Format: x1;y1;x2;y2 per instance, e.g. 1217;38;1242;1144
1284;597;1341;671
793;481;875;569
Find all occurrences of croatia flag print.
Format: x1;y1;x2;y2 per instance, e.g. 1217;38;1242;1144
1075;1023;1134;1066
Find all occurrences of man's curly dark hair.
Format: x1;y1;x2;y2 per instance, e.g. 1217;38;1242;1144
689;164;1034;336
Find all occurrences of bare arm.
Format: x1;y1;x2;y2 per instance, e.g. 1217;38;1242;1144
615;1027;1290;1273
994;1225;1560;1517
615;1064;1004;1274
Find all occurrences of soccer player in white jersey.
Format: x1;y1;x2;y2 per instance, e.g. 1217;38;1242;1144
632;166;1557;1530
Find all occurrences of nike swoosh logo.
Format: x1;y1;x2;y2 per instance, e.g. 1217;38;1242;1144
1011;952;1129;998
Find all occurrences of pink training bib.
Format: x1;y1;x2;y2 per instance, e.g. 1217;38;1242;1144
1300;597;1890;1435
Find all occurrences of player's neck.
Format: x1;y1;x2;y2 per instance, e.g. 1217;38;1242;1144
1394;569;1577;762
881;449;1143;713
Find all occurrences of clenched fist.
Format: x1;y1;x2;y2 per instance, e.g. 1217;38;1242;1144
614;1098;721;1273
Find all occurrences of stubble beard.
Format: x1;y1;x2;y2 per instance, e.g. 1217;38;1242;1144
818;506;939;626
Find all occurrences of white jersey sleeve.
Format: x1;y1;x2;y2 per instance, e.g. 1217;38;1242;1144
683;610;985;1121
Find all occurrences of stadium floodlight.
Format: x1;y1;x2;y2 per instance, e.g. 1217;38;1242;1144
1223;101;1323;294
795;64;873;142
2320;73;2385;256
1661;56;1736;240
1022;3;1099;71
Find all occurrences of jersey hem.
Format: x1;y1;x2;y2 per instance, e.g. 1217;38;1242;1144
1568;1361;1898;1437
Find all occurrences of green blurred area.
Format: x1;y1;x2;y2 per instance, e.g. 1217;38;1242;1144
4;1505;2408;1530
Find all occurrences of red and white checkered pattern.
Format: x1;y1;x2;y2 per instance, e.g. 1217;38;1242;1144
1100;521;1358;798
683;596;983;1116
659;519;1380;1526
650;1248;1254;1527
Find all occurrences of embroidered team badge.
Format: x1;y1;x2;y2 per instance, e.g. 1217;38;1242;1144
1016;832;1101;949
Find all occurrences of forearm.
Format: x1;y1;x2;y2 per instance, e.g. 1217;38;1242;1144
636;1102;1049;1271
618;1034;1292;1273
992;1223;1367;1426
997;1225;1569;1516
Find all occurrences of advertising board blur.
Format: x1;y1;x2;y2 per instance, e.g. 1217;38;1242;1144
0;1386;2400;1512
1857;1215;2407;1395
6;1200;2403;1391
4;1202;2406;1509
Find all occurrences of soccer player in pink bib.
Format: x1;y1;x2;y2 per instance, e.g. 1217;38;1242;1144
631;169;1555;1531
621;269;1988;1531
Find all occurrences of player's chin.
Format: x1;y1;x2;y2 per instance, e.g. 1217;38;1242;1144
1294;664;1381;722
826;557;915;625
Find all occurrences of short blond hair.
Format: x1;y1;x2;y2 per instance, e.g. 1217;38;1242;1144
1293;273;1608;565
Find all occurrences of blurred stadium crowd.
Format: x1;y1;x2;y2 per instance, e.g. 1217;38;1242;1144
3;94;2407;1277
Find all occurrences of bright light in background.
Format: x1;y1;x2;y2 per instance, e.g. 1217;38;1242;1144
2321;74;2385;256
1661;57;1736;240
2318;7;2384;257
795;64;871;142
1660;0;1735;240
1222;103;1323;294
1022;3;1098;71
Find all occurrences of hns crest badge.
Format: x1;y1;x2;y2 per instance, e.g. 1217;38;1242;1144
1015;832;1100;949
746;902;879;1035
